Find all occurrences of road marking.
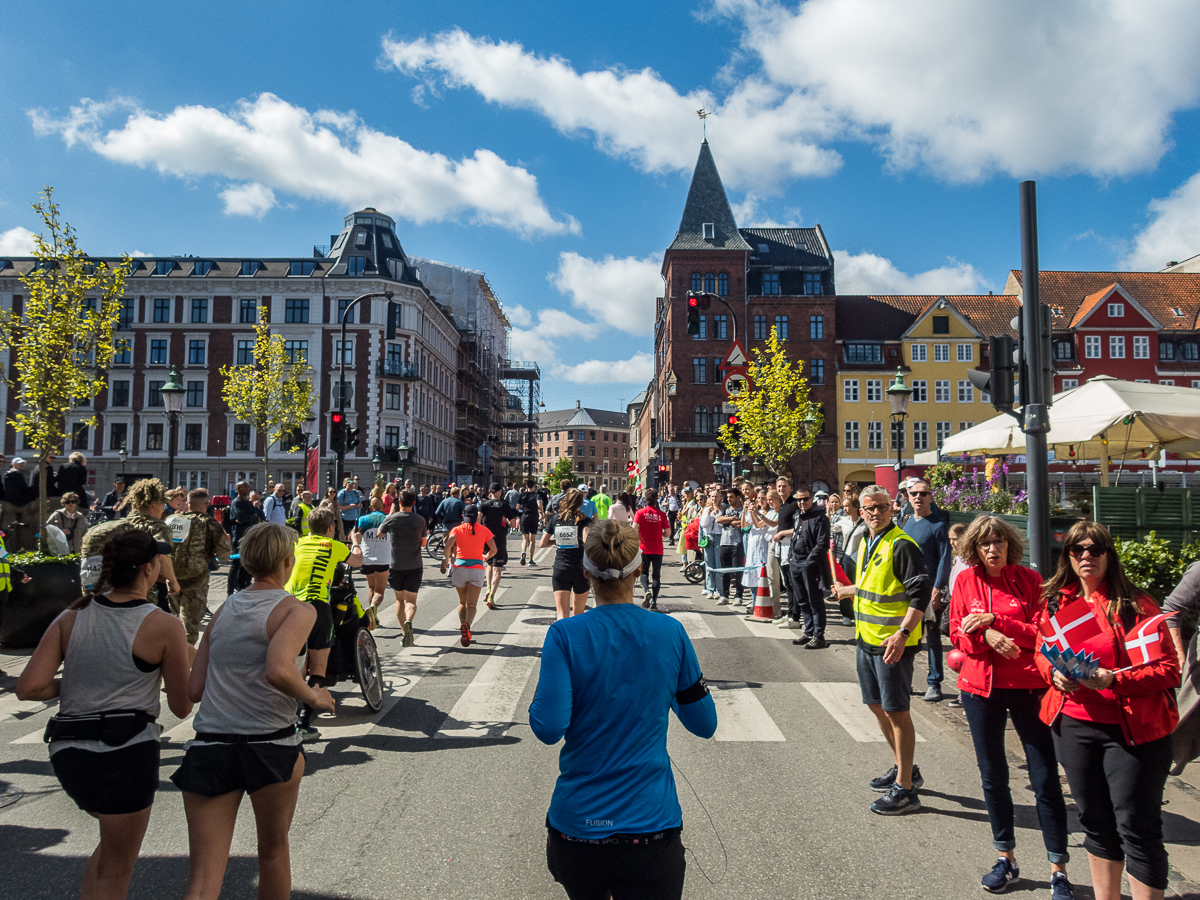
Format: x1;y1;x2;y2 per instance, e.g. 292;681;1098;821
533;546;552;565
0;694;53;725
435;613;549;739
163;715;196;743
710;685;786;742
801;682;926;743
738;615;799;640
671;612;715;641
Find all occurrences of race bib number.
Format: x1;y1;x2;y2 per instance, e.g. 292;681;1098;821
554;524;578;549
81;555;103;591
166;514;192;544
360;528;392;566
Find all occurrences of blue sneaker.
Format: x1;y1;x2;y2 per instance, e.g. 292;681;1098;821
1050;872;1074;900
869;782;921;815
981;857;1019;893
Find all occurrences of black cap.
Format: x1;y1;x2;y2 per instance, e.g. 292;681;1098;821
489;482;502;492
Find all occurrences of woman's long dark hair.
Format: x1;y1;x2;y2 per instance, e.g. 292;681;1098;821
71;530;158;609
558;489;585;525
1043;520;1144;627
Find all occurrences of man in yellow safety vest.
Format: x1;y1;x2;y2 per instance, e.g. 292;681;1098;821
853;483;931;816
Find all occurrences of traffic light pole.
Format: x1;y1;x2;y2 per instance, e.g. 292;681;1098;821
333;290;394;492
1019;182;1052;575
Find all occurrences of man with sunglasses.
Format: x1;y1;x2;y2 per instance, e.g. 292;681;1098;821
781;485;831;649
853;484;932;815
901;479;952;702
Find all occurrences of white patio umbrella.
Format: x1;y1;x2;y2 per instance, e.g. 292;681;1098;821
934;376;1200;485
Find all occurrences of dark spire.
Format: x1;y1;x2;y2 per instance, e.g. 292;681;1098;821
668;141;752;251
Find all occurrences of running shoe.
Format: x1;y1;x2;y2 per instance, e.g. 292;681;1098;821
868;764;924;792
716;597;730;605
520;552;527;566
650;601;659;611
1049;871;1074;900
365;606;379;631
460;623;471;647
486;590;497;610
402;621;414;648
981;858;1020;893
300;725;322;744
642;589;652;608
870;783;920;816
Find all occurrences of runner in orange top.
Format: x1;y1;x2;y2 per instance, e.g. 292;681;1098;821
439;505;496;647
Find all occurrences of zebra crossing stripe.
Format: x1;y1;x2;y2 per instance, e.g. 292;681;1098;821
710;684;786;742
671;612;715;641
801;682;926;743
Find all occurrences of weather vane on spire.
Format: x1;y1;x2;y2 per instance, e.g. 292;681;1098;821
697;108;707;139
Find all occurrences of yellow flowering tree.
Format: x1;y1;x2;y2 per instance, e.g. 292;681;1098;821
718;327;823;478
220;306;316;488
5;188;129;552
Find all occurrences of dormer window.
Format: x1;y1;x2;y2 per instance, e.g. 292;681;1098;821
355;231;368;248
153;260;173;276
239;260;261;277
1107;302;1124;317
702;223;715;240
347;257;366;277
1172;307;1185;318
0;260;11;271
288;261;315;277
758;244;769;253
191;260;213;277
381;233;392;249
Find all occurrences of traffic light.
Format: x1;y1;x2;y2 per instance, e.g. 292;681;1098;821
686;291;700;336
626;460;636;474
726;413;738;427
656;464;668;486
385;301;400;340
330;411;345;453
346;427;361;454
969;336;1016;413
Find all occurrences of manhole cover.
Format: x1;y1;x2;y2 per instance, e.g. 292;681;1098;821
524;616;558;626
659;604;694;612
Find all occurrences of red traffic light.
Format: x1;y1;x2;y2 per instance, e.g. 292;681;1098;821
626;461;636;473
727;414;738;426
658;465;667;472
687;292;699;309
331;412;344;425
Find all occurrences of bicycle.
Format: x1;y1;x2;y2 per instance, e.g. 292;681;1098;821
425;525;446;561
682;558;705;585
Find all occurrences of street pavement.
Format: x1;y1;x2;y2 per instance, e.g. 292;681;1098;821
4;536;1200;899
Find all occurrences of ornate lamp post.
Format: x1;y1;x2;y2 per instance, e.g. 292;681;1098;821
886;368;913;481
372;449;382;487
118;443;128;482
160;368;187;488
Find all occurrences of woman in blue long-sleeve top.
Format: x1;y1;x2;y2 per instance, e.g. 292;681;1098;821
529;519;718;900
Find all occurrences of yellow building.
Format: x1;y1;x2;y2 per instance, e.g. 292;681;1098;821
835;295;1020;486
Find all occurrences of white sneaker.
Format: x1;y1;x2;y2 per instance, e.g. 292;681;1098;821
779;619;803;629
716;597;730;605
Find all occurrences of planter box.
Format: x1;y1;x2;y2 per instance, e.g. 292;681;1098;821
945;511;1083;571
0;561;81;647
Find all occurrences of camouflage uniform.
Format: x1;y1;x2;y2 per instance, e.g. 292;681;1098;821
168;513;231;644
79;518;132;592
123;512;176;604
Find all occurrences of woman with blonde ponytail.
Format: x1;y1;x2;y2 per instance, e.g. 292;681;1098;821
529;520;718;900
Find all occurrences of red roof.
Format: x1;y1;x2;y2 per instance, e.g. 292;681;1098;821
868;294;1022;338
1006;271;1200;331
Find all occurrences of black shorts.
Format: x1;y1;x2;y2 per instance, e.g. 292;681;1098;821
520;517;540;535
306;599;335;650
547;826;685;900
488;548;508;568
51;740;160;815
171;741;303;797
360;564;389;575
388;567;423;593
552;569;589;594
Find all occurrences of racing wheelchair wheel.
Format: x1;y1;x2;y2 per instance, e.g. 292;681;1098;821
683;559;705;584
425;529;446;562
354;627;384;712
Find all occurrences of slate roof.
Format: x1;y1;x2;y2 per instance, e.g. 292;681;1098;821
741;227;832;268
1007;270;1200;331
668;141;752;252
537;407;629;430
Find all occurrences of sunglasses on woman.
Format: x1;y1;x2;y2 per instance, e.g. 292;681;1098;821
1067;543;1106;559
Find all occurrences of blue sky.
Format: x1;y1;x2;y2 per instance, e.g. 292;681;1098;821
3;0;1200;412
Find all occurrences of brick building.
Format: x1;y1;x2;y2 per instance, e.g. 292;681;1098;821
535;402;630;492
648;141;838;491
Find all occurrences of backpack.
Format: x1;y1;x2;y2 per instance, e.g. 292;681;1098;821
171;514;213;582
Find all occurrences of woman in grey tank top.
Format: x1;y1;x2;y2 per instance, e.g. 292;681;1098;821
172;522;334;900
16;531;192;900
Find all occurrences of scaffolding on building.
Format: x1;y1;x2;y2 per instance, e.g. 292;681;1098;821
500;360;541;479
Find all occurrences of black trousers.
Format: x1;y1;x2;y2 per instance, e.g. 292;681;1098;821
790;563;825;637
546;829;685;900
720;544;744;598
1052;715;1173;890
639;554;663;601
227;558;252;596
667;510;678;541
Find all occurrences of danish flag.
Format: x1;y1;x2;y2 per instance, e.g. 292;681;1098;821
1040;598;1103;652
1124;613;1170;667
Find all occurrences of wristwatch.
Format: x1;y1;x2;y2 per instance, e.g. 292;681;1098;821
898;626;912;638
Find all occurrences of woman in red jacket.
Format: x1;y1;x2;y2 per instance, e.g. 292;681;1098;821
950;515;1072;897
1037;521;1180;900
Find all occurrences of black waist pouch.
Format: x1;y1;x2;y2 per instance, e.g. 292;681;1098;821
44;710;156;746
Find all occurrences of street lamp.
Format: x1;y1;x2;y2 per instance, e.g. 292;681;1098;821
886;368;913;479
118;443;128;482
160;368;187;487
371;449;382;486
396;439;409;483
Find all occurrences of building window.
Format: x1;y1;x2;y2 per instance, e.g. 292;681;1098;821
337;297;355;324
774;316;789;340
932;316;950;334
1062;379;1079;390
957;343;973;362
702;223;715;240
233;424;251;452
934;343;950;362
191;298;208;323
184;424;203;451
288;261;315;277
111;380;130;407
844;421;860;450
691;273;701;292
240;261;260;277
578;430;586;441
717;272;728;296
844;343;883;364
110;422;127;452
285;298;309;323
1107;302;1124;317
1052;340;1073;361
384;426;401;448
236;340;255;366
146;423;164;451
690;357;706;384
347;257;366;277
149;339;167;365
385;383;402;410
890;421;905;451
911;343;927;363
959;422;975;432
1160;379;1175;386
113;338;132;365
713;315;728;340
186;381;204;407
866;379;883;403
936;421;951;446
188;340;206;365
753;315;768;341
1109;335;1125;359
844;379;859;402
1133;335;1150;359
704;272;715;293
958;380;974;403
810;315;824;340
810;359;824;384
148;380;164;407
803;272;822;295
335;340;354;366
239;298;257;323
284;340;308;365
762;272;780;295
117;297;134;329
913;421;929;451
153;298;170;323
1160;342;1175;361
911;379;928;403
935;380;951;403
1083;335;1101;358
867;421;883;451
71;422;89;451
691;315;706;340
1184;342;1200;361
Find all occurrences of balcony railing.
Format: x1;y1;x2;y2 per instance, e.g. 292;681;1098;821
376;360;420;380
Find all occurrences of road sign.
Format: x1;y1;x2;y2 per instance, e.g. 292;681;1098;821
478;443;493;459
722;401;738;413
723;372;749;399
720;340;749;370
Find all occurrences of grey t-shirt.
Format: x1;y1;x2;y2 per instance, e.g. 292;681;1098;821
377;510;428;571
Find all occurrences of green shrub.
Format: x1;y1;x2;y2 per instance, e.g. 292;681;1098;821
8;551;80;568
1115;532;1199;604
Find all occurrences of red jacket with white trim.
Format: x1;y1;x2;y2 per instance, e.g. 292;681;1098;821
949;563;1047;697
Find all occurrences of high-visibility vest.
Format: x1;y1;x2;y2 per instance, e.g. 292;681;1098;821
854;525;922;648
0;534;10;593
296;503;313;537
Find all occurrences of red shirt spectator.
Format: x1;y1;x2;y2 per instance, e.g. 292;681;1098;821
633;506;669;555
950;563;1046;696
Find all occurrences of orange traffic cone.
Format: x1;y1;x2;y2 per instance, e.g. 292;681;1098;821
745;565;774;622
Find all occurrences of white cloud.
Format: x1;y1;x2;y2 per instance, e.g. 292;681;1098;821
834;250;989;295
504;304;534;328
0;226;37;255
219;182;276;219
29;94;577;236
552;352;654;384
730;193;800;228
1122;170;1200;270
548;251;662;334
382;30;841;190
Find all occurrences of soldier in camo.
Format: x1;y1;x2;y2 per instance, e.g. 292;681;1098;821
80;478;179;602
167;488;231;644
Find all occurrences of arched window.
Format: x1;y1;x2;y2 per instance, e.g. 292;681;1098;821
718;272;729;296
694;405;709;433
711;405;723;434
691;272;702;292
704;272;716;294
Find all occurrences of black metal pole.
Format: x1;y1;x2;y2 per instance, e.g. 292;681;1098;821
1019;181;1052;574
167;411;177;488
